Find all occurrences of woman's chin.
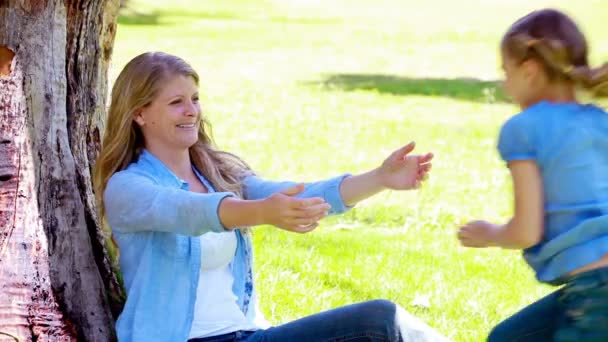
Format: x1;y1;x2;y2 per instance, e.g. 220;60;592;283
182;137;199;149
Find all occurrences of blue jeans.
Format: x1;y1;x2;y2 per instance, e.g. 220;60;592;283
488;267;608;342
189;300;447;342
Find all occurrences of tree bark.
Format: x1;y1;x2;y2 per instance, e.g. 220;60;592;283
0;1;123;341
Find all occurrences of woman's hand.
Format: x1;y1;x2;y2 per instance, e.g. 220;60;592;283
259;184;330;233
339;141;434;206
376;142;433;190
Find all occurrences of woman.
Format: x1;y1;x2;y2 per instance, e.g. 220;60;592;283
94;51;446;342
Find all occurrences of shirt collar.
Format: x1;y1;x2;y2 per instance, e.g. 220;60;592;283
135;149;187;187
136;149;216;192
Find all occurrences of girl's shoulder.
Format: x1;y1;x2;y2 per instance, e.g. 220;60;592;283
506;101;603;128
525;100;606;116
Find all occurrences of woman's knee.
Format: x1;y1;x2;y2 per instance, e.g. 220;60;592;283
359;299;398;320
355;300;448;341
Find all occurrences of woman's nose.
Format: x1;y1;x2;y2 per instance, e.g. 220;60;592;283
184;100;199;116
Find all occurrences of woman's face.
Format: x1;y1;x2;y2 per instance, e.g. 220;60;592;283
134;75;201;153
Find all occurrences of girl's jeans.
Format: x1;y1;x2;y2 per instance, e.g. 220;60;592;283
488;267;608;342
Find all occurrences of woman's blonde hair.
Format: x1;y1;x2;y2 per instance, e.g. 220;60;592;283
501;8;608;97
94;52;250;239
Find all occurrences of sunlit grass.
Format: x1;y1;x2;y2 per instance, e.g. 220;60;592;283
111;1;607;340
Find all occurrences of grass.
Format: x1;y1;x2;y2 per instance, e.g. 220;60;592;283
111;1;608;341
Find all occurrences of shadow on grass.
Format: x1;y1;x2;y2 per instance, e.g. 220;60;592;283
118;9;162;26
118;8;340;26
312;74;509;103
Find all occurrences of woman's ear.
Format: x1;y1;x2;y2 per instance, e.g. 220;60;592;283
133;108;146;127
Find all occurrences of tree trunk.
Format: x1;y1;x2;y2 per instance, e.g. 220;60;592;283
0;1;123;341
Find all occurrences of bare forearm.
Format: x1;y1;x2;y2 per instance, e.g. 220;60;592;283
339;168;386;207
217;190;330;232
491;219;541;249
217;197;264;229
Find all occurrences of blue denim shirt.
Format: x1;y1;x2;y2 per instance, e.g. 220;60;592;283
498;101;608;284
104;150;351;341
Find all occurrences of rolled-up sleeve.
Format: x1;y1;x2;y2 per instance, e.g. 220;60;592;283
242;174;353;215
104;171;235;235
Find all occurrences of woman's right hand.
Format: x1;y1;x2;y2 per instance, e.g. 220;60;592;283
259;184;330;233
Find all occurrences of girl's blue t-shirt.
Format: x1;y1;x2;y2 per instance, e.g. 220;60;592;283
498;101;608;283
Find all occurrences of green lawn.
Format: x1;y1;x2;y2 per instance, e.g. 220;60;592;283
111;1;608;340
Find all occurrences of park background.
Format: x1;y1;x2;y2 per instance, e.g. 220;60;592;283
112;1;607;340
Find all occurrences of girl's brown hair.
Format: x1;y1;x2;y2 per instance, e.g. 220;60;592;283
501;9;608;96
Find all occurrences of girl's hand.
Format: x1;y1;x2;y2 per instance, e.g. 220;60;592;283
457;220;500;248
377;142;433;190
260;184;330;233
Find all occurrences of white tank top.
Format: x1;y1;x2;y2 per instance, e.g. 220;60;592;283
188;231;259;339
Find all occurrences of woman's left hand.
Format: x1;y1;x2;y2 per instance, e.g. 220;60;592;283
377;142;433;190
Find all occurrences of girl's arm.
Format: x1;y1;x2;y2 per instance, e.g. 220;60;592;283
458;160;544;249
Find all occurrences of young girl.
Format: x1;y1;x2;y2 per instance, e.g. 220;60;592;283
457;8;608;342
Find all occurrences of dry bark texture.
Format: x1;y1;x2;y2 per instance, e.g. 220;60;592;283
0;1;122;340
